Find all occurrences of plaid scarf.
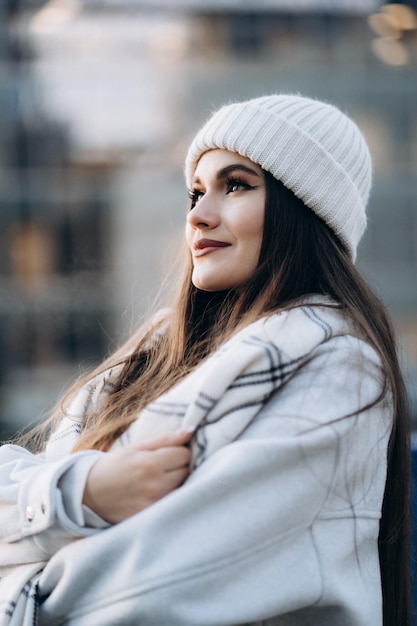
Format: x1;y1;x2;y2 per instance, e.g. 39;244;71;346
46;298;349;470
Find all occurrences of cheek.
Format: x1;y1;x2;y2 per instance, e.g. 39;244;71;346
238;211;264;246
236;193;265;238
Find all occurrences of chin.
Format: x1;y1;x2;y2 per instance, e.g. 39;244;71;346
193;282;223;292
191;271;246;292
192;277;225;292
192;279;240;292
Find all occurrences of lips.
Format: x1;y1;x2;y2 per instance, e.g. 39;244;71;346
193;238;231;257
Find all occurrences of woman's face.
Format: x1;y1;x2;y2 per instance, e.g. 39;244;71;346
186;149;266;292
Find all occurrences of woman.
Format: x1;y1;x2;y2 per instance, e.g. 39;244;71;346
0;94;411;625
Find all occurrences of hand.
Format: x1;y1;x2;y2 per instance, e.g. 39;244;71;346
83;430;192;524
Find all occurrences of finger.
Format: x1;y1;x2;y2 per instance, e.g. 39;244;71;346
160;466;190;494
150;446;192;471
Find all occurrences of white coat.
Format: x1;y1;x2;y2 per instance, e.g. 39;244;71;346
0;300;391;625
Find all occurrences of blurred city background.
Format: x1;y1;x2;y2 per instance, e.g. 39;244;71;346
0;0;416;440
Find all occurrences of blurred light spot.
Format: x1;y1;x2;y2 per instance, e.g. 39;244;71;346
368;12;401;38
30;0;82;35
371;36;409;66
148;22;189;63
8;222;56;291
382;4;417;31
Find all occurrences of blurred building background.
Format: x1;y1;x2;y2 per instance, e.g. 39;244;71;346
0;0;416;439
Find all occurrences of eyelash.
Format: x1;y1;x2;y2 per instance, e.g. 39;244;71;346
188;176;255;209
226;176;254;194
188;188;203;209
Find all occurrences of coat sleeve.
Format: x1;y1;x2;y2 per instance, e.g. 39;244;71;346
0;444;105;571
37;336;392;626
0;370;115;572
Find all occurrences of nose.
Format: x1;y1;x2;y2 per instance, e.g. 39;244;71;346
186;193;220;230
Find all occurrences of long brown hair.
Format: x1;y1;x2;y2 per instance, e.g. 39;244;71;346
37;170;411;624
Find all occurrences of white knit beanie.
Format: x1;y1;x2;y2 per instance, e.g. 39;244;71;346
184;94;372;261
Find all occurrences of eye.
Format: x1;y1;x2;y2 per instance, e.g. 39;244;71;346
188;188;204;209
226;177;254;194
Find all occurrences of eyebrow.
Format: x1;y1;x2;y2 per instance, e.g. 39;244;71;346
192;163;261;184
